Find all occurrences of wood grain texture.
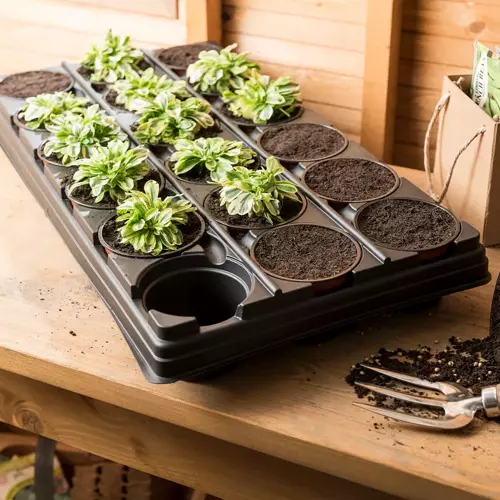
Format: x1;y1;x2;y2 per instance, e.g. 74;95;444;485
185;0;222;43
361;0;402;161
0;369;400;500
0;150;499;499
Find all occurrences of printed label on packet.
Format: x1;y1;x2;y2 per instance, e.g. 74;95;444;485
471;41;500;118
472;43;489;109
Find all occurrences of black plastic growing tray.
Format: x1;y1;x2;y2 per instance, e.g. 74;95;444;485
0;51;490;383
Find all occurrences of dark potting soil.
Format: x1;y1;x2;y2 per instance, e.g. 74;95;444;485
0;71;72;98
254;225;359;281
157;43;217;69
260;124;347;161
304;158;397;202
101;211;203;256
221;103;302;126
205;190;303;228
69;169;163;208
105;89;125;110
356;198;459;251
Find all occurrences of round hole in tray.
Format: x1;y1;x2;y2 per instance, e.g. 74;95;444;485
141;255;252;326
250;223;362;286
0;70;73;98
303;157;399;205
354;197;461;254
258;123;348;163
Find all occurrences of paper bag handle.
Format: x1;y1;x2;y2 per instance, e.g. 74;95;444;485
424;90;486;203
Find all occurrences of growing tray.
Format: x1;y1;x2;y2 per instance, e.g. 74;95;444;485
0;52;490;383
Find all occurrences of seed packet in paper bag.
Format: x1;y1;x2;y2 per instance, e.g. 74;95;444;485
471;41;500;118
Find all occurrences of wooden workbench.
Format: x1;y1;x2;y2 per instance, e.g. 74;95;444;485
0;151;497;500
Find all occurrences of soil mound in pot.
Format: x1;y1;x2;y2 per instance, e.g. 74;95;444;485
157;43;217;69
260;124;347;161
0;71;72;98
205;190;304;229
304;158;398;202
101;212;203;257
356;198;459;252
253;224;359;281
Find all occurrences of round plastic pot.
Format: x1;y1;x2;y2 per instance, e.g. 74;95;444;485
220;104;304;128
37;140;66;168
0;71;74;98
250;223;362;293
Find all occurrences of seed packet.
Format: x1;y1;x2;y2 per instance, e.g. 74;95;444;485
471;41;500;118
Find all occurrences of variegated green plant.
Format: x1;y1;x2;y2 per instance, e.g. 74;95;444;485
171;137;256;182
134;93;214;145
18;92;89;130
116;180;196;255
44;104;126;165
222;69;301;124
186;43;260;95
109;68;190;111
69;140;150;203
218;156;299;223
80;29;145;84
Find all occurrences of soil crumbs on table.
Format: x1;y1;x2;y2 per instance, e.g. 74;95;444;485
260;124;346;161
356;198;458;251
346;335;500;418
0;71;72;98
206;190;303;228
157;43;216;68
305;158;397;202
254;225;359;281
102;212;202;256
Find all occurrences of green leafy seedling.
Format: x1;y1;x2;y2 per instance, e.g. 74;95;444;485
223;69;301;124
80;29;145;84
110;68;190;111
171;137;256;182
69;140;150;203
116;180;196;255
44;104;126;165
18;92;89;130
186;43;260;95
134;93;214;145
218;156;299;224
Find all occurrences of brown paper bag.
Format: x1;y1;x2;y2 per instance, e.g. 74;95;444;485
427;74;500;246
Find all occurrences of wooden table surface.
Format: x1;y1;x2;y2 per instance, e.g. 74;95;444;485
0;152;498;500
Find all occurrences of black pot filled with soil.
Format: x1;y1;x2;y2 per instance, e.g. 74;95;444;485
220;103;304;129
204;188;306;230
303;157;399;209
98;211;206;258
65;168;166;210
0;71;73;99
155;42;219;72
257;123;348;163
104;89;126;110
251;223;361;292
13;110;45;132
354;197;461;260
37;140;67;168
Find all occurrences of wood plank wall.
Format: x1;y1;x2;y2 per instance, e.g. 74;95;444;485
394;0;500;170
221;0;367;143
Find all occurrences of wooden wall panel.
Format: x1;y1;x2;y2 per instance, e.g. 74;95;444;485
395;0;500;170
222;0;366;138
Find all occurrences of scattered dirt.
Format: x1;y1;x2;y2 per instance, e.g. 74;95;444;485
304;158;398;202
260;124;347;161
0;71;72;98
101;212;203;257
205;189;304;228
253;224;359;281
69;169;163;208
157;43;217;68
221;103;302;126
356;198;459;251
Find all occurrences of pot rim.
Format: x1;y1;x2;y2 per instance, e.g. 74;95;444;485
0;70;74;98
220;104;304;128
154;43;221;72
353;196;462;253
250;222;362;284
203;187;307;230
256;123;349;163
37;139;67;168
97;211;206;259
65;167;167;211
13;110;46;132
302;157;401;204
